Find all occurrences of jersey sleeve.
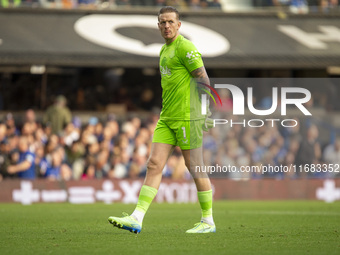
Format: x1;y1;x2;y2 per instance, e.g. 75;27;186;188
178;39;204;73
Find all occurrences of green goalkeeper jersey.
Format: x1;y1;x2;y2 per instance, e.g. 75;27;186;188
159;35;204;121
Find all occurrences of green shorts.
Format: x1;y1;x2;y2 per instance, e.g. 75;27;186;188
152;119;204;150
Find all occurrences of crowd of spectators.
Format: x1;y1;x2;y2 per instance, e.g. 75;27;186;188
205;84;340;179
0;104;159;181
0;92;339;182
204;113;340;180
254;0;339;13
1;0;339;12
0;0;222;10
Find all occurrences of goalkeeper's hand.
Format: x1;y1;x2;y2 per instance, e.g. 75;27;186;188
207;107;212;118
203;117;214;132
202;107;213;132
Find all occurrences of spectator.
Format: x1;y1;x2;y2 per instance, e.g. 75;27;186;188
323;137;340;177
319;0;339;12
25;109;38;129
109;152;129;178
78;0;96;8
7;136;36;179
295;124;321;177
0;137;11;181
65;140;86;180
100;125;115;152
34;143;47;178
43;95;72;135
84;135;99;165
128;146;148;177
208;0;221;9
95;148;110;178
94;121;104;143
162;154;187;179
189;0;201;9
282;151;297;179
155;0;166;7
44;147;72;181
290;0;309;13
45;134;60;155
0;122;7;144
121;121;137;156
4;113;19;137
62;122;80;147
272;0;309;13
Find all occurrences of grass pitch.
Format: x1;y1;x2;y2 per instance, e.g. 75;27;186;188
0;201;339;255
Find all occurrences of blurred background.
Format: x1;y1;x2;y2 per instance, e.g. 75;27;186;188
0;1;339;202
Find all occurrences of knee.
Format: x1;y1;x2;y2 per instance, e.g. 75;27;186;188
147;156;163;173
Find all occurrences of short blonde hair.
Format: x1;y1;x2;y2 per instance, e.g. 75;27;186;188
158;6;180;21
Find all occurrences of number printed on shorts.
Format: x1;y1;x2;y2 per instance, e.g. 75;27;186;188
181;126;187;139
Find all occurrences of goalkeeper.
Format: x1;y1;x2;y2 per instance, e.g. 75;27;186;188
108;6;215;234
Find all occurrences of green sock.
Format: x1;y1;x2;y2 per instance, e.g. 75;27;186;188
197;189;213;218
135;185;158;214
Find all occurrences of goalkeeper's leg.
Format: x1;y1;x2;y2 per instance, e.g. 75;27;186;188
108;143;174;233
182;147;216;233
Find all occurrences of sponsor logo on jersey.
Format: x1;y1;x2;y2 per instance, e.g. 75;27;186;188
186;50;200;64
160;65;171;76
